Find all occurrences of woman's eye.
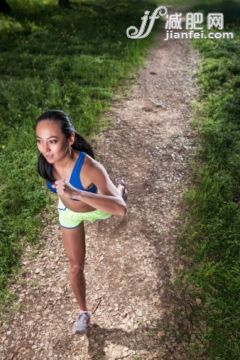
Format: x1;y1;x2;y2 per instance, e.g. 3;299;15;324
50;140;57;144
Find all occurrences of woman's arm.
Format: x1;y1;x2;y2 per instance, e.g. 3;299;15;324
54;159;127;217
73;190;126;216
58;193;96;213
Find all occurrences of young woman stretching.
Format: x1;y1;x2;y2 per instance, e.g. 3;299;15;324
35;110;127;335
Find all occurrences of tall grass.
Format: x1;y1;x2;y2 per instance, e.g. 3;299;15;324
0;0;159;306
178;1;240;358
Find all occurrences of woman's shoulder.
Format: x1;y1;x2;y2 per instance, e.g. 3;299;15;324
80;153;101;189
82;153;105;179
82;152;98;169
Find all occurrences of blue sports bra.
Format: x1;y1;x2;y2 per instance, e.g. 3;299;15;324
46;151;97;194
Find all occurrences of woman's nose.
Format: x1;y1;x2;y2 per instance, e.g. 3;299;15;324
43;142;50;153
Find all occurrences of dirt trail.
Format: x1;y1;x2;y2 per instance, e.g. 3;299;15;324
0;31;198;360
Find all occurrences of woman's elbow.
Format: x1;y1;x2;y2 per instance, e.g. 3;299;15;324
117;203;127;217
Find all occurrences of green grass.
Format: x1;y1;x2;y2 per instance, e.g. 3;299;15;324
177;1;240;359
0;0;159;306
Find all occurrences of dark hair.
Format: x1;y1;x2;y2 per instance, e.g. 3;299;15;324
35;109;95;182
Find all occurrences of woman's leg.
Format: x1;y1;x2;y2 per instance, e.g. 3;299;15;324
61;222;88;312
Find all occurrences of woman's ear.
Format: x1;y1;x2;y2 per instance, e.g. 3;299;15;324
69;132;75;146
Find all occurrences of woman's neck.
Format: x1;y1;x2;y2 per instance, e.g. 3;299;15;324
53;150;79;176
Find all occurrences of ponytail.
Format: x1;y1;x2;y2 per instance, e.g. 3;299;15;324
72;132;95;159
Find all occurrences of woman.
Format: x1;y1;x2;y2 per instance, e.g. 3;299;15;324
35;110;127;334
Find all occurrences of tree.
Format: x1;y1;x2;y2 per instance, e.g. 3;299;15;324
0;0;11;13
58;0;71;8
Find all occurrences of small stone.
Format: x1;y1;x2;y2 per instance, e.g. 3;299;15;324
26;320;34;326
191;333;196;341
196;298;202;305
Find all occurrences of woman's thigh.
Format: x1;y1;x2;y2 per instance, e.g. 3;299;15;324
61;223;86;266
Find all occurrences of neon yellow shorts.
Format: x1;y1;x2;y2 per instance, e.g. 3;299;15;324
58;198;112;229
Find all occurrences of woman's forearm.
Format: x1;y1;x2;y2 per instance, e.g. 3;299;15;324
59;194;96;213
54;179;127;216
73;191;127;216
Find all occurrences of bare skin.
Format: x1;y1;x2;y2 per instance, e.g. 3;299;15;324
62;182;126;313
62;224;87;311
36;119;127;312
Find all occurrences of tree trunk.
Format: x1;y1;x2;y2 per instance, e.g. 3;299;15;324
0;0;11;13
58;0;70;8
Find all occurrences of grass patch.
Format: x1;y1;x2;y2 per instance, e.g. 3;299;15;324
0;0;159;306
178;1;240;358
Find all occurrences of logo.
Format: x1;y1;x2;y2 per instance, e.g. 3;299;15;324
126;6;167;39
126;7;234;41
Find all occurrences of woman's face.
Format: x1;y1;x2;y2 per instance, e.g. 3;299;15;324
36;120;73;164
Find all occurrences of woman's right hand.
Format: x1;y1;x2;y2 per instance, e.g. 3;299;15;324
53;179;78;198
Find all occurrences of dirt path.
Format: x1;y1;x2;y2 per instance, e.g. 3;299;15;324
0;31;198;360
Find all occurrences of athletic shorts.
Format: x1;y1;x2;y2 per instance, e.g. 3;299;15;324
58;198;112;229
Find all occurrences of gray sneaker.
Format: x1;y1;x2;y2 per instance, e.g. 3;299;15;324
72;311;91;335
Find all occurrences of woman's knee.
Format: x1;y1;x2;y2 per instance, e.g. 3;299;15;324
69;262;85;277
